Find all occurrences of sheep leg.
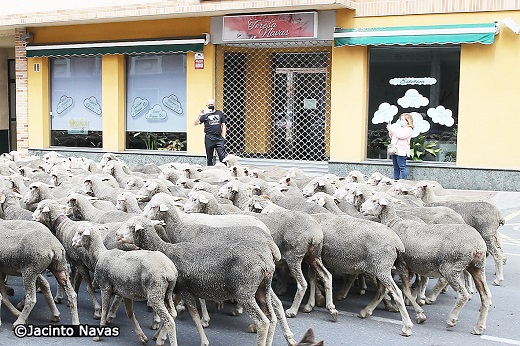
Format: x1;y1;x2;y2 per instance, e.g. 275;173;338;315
357;274;367;295
199;298;210;327
380;275;414;337
395;265;426;324
425;277;448;304
303;267;316;313
54;270;79;325
76;265;102;319
0;275;21;317
36;274;60;322
274;262;290;296
463;270;474;297
467;265;492;335
123;297;148;344
284;258;308;318
107;295;123;323
151;310;162;330
335;274;356;301
485;236;504;286
442;271;470;330
183;294;210;346
414;275;429;306
304;255;336;320
358;279;387;318
243;291;270;346
13;273;38;326
268;287;297;346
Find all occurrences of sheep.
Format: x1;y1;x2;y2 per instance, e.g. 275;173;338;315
136;180;186;202
243;195;337;320
221;153;241;167
4;173;30;195
184;191;337;319
22;181;72;206
414;182;487;204
218;179;252;209
306;192;344;215
360;192;492;335
248;178;330;214
116;191;144;213
158;167;181;185
306;209;414;336
103;160;148;188
67;193;137;224
130;162;162;175
0;219;79;326
301;177;337;197
0;188;33;220
183;165;231;183
116;216;297;346
183;190;242;214
72;225;178;345
99;152;121;168
346;170;368;183
415;184;505;285
82;174;127;204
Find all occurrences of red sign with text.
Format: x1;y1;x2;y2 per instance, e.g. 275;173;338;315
222;12;317;41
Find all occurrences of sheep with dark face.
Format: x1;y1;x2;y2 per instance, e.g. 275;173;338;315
73;225;178;345
360;192;492;335
117;216;297;346
0;219;79;326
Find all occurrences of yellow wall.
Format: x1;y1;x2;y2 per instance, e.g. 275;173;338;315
330;10;369;162
27;57;50;148
102;55;126;151
187;45;216;156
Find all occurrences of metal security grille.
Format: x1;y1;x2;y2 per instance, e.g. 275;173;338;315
216;41;331;161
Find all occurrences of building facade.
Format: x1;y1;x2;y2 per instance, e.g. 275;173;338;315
1;0;520;190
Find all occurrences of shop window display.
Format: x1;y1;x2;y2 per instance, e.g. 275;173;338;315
125;54;187;151
367;46;459;161
50;56;102;148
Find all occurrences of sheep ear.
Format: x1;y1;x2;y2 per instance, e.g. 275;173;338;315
317;197;326;207
159;203;169;212
253;200;263;210
317;179;326;187
147;182;159;191
379;197;389;206
199;195;209;204
83;229;91;236
42;205;51;213
0;194;5;204
134;223;144;231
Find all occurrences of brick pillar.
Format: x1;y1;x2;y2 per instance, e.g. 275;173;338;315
14;28;28;154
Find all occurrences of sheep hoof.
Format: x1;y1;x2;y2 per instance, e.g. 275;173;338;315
358;309;371;318
417;298;426;306
138;334;148;344
330;309;338;321
471;326;485;335
201;319;209;328
54;297;62;304
302;304;313;313
151;321;160;330
93;336;101;342
52;314;60;323
285;309;297;318
359;289;366;295
416;313;426;324
94;310;102;320
400;327;412;337
425;297;436;305
492;279;502;286
247;323;257;333
446;318;458;328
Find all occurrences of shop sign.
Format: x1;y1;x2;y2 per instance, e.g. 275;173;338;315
68;119;88;135
194;52;204;70
389;77;437;86
222;12;317;41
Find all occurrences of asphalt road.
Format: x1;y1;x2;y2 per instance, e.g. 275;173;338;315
2;190;520;346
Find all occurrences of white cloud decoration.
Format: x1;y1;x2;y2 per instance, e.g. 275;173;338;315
410;112;430;137
427;105;455;127
397;89;429;108
145;104;167;120
372;102;399;124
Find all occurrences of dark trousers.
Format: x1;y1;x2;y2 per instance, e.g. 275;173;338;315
204;134;226;166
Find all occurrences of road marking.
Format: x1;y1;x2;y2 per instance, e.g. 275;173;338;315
501;234;520;245
505;210;520;222
481;335;520;345
504;252;520;256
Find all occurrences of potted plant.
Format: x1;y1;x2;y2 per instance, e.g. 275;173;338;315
409;135;441;161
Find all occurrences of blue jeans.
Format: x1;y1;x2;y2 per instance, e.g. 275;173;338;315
391;155;408;180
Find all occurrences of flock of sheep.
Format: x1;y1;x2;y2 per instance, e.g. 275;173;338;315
0;150;506;346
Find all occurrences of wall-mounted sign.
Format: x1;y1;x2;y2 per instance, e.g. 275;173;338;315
222;12;317;41
194;52;204;70
303;98;317;109
68;118;88;135
389;77;437;86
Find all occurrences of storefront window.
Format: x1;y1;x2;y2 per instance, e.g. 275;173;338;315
126;54;187;151
367;46;459;162
50;56;102;147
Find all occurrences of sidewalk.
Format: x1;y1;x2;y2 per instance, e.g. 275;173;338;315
447;188;520;220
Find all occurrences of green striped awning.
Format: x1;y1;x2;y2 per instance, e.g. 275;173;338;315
26;36;207;58
334;22;498;47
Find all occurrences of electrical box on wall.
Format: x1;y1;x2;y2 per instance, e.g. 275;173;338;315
33;63;40;72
